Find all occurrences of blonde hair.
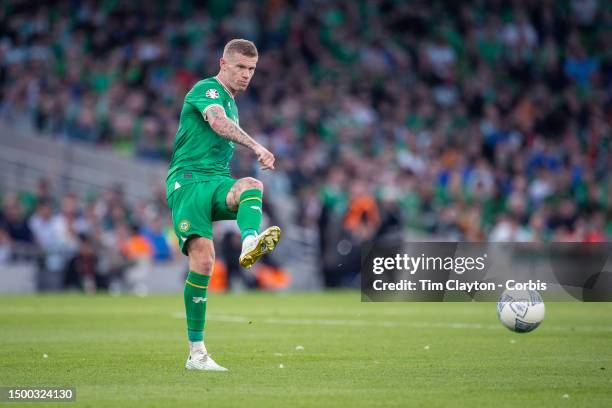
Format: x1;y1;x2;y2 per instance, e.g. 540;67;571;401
223;39;258;58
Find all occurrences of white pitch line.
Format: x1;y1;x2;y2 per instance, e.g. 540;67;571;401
171;312;612;333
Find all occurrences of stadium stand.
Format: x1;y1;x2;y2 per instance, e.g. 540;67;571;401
0;0;610;291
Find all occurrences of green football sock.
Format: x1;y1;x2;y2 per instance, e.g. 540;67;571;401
184;271;210;342
237;189;263;242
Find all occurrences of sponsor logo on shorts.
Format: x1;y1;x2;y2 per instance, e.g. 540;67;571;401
179;220;191;233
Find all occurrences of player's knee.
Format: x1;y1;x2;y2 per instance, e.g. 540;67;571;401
189;251;214;274
187;239;215;275
190;254;215;276
239;177;263;193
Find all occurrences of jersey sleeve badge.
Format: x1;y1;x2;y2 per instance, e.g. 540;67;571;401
205;89;220;99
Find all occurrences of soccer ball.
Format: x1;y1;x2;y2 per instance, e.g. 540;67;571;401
496;289;545;333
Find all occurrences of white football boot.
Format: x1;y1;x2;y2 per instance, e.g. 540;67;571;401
185;349;228;372
239;226;281;269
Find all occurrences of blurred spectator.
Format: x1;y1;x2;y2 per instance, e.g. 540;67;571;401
140;215;172;262
0;194;34;246
221;230;256;290
0;227;11;264
64;234;99;293
28;198;75;290
118;223;153;261
116;223;152;294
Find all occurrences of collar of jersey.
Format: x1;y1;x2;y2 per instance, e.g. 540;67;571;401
213;76;235;100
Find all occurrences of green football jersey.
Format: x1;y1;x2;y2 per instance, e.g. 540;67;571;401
166;77;239;195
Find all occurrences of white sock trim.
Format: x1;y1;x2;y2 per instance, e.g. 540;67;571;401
189;341;206;354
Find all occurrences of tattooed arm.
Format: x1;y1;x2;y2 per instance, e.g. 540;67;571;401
205;105;258;149
203;105;275;170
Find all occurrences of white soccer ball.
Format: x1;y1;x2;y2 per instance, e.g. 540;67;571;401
496;289;545;333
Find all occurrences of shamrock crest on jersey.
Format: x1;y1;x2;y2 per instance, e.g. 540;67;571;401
205;89;220;99
179;220;191;232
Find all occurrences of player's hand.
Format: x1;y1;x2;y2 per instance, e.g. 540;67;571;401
253;144;275;170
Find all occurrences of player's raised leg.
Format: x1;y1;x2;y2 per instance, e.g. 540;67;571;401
183;237;227;371
226;177;281;269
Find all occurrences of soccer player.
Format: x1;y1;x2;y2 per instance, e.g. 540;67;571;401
166;39;281;371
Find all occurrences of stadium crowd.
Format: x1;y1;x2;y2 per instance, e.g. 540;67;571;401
0;179;176;290
0;0;610;287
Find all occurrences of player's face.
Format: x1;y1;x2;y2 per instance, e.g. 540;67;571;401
221;53;258;92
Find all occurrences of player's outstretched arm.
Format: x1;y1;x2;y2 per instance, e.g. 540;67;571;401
205;105;275;170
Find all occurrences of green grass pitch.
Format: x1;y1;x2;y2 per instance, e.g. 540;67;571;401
1;292;611;407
